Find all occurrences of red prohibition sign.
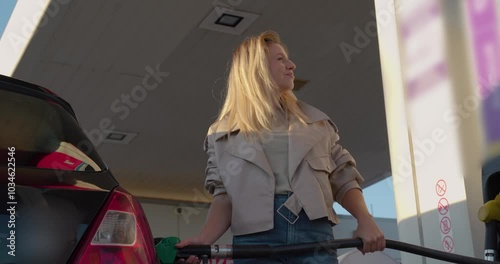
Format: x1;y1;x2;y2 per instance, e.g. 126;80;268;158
440;216;451;234
438;198;449;215
436;179;447;196
442;236;454;252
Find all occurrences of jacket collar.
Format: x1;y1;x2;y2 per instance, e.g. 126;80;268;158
212;101;331;141
209;101;334;177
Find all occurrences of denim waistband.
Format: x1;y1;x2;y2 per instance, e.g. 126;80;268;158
274;192;293;198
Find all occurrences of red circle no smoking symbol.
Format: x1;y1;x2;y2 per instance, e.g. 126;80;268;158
438;198;449;215
440;217;451;234
442;236;454;252
436;179;447;196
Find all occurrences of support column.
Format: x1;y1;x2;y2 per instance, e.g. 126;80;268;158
376;0;489;262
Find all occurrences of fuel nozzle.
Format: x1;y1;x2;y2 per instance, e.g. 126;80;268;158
478;194;500;222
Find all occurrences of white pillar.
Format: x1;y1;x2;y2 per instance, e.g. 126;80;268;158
374;0;424;262
376;0;488;262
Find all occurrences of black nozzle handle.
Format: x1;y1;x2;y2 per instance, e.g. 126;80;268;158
176;245;211;259
177;244;273;259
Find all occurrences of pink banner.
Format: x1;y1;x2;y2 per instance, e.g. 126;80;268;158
466;0;500;144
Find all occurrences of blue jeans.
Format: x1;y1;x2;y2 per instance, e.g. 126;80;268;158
232;194;338;264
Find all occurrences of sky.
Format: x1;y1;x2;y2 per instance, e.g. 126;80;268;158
334;176;397;219
0;0;17;39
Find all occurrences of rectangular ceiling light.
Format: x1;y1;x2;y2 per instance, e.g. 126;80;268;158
199;7;260;35
215;14;243;28
103;131;138;145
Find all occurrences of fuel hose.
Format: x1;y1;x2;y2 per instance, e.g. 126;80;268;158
156;237;500;264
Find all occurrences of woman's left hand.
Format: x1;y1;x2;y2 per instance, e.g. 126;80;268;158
353;215;386;254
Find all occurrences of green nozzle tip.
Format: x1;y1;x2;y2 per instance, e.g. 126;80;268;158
156;237;181;264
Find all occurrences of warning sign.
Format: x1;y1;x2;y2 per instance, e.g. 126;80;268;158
442;236;454;252
436;179;447;196
438;198;449;215
440;216;451;234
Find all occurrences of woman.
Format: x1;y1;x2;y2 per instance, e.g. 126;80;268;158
177;30;385;263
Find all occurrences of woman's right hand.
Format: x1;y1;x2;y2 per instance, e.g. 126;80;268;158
175;194;232;263
175;236;206;264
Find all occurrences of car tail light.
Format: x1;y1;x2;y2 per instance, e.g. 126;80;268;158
69;187;157;263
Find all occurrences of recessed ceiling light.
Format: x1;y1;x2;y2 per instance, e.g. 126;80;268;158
199;7;260;35
215;13;243;28
103;131;138;145
106;133;126;141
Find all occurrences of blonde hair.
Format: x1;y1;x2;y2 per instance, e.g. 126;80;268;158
217;30;308;138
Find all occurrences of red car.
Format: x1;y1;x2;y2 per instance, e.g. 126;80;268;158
0;74;158;263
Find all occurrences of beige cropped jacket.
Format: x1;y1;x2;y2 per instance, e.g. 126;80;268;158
204;101;364;235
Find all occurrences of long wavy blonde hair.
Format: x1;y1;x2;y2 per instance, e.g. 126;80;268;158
217;30;308;137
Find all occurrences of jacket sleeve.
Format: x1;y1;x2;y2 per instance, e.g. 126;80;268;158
203;132;227;197
328;121;364;204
